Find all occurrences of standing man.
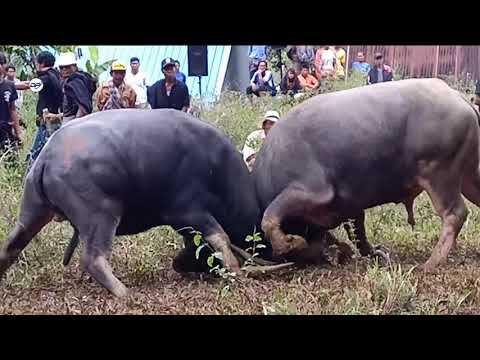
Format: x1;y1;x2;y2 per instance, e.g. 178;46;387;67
367;52;393;85
147;57;190;112
96;61;136;111
23;51;63;163
0;52;22;163
58;52;96;123
5;66;23;110
125;57;149;109
334;46;347;80
352;51;371;74
174;60;187;83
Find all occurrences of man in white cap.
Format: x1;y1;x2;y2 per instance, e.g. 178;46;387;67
57;52;96;122
242;110;280;171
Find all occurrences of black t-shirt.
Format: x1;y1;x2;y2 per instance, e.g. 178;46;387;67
147;79;190;110
36;68;63;116
63;71;95;117
0;79;18;128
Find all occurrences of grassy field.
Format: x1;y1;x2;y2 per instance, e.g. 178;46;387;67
1;76;480;315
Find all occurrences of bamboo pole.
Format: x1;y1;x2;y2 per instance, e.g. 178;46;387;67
434;45;440;78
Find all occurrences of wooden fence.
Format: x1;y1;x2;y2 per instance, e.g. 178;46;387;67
344;46;480;81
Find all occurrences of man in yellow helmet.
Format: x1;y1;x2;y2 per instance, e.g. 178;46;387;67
96;61;137;111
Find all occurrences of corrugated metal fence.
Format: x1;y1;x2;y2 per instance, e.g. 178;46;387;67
345;46;480;80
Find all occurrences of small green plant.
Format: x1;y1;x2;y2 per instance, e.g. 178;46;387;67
243;229;266;266
191;230;237;284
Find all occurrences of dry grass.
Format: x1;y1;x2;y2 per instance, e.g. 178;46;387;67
2;81;480;315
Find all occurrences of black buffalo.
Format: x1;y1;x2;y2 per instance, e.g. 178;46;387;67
0;109;268;297
254;78;480;271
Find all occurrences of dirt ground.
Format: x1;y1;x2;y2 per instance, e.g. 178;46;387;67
2;194;480;315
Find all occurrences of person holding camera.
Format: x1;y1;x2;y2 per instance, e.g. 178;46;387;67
96;61;137;111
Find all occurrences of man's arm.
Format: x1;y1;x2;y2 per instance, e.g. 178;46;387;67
15;81;31;91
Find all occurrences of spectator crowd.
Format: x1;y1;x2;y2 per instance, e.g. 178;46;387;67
0;51;191;167
247;45;395;99
0;46;478;175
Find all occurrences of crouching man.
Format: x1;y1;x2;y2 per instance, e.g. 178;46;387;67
242;110;279;171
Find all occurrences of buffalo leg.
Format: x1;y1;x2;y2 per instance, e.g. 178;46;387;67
78;215;127;297
63;226;80;266
262;185;335;257
172;212;240;273
58;189;126;297
421;177;467;272
0;211;53;280
461;168;480;208
343;212;373;256
343;212;390;263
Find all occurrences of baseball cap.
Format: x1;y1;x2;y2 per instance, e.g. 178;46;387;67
161;57;176;70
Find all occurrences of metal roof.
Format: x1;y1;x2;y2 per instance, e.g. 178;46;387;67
77;46;231;101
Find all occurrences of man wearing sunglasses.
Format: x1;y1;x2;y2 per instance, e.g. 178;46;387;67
367;52;393;85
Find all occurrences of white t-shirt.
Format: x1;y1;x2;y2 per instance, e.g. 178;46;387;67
13;78;23;109
242;129;266;163
321;50;336;71
125;71;148;106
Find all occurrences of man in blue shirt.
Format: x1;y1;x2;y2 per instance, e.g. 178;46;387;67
248;46;269;79
351;51;371;74
174;60;187;83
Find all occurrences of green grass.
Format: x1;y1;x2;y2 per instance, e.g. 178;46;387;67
2;80;480;314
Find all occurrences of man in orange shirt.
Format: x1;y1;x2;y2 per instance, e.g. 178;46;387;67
298;63;319;91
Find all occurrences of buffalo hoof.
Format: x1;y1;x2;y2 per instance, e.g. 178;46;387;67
371;245;391;266
111;283;128;298
273;234;308;257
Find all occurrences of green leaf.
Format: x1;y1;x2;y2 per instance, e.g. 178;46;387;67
207;255;214;268
89;46;99;65
85;60;93;74
256;244;266;249
195;244;206;260
245;235;253;242
193;233;202;247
